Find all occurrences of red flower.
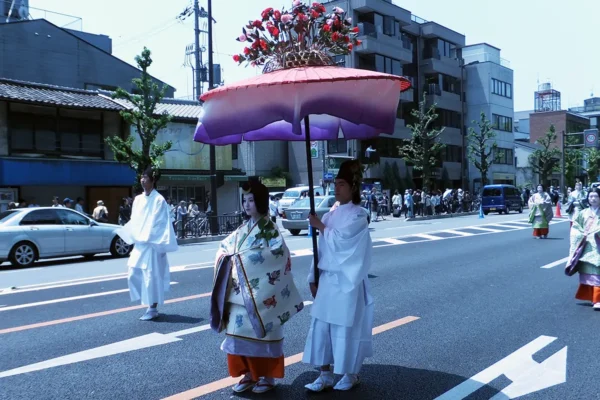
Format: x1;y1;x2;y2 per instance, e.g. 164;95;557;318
268;24;280;37
356;39;362;46
352;26;360;33
297;13;309;22
344;35;350;43
273;10;281;20
259;39;268;51
244;47;251;55
261;7;273;21
331;32;340;41
313;3;326;13
347;44;353;50
322;24;331;32
311;10;320;19
233;54;241;62
251;40;260;49
252;20;263;28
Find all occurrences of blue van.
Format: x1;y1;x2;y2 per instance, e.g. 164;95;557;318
481;184;523;215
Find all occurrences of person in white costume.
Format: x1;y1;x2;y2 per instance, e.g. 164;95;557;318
117;166;178;321
304;159;373;392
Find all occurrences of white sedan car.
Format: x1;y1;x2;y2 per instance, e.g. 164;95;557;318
0;207;132;268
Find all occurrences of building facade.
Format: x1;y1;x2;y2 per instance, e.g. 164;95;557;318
463;43;516;192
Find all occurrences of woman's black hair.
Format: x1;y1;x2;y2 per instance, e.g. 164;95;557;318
588;187;600;202
241;181;269;215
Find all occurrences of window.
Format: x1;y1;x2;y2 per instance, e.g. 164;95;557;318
383;16;394;36
442;145;462;163
494;147;514;165
482;188;502;197
437;39;457;58
374;55;403;76
492;114;513;132
57;209;89;225
20;209;61;225
9;112;103;156
0;210;19;224
327;139;348;154
232;144;238;160
491;78;512;98
435;109;461;129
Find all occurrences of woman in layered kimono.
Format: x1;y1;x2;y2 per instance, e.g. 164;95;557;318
567;181;586;228
304;159;373;392
567;187;600;310
528;184;553;239
209;181;303;394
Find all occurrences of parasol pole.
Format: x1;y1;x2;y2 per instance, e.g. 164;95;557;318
303;115;320;287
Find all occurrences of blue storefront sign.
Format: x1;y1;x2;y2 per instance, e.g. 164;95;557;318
0;158;136;186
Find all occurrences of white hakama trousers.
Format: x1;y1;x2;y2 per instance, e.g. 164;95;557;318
127;246;170;306
302;296;374;375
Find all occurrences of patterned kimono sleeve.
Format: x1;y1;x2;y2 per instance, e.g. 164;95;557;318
569;211;586;255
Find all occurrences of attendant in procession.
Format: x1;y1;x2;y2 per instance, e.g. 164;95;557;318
528;184;553;239
567;181;586;228
117;166;178;321
210;181;302;394
303;159;373;392
567;187;600;310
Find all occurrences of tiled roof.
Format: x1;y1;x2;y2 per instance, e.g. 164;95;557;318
101;92;202;120
0;78;125;110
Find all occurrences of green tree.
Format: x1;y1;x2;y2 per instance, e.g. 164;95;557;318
105;47;173;192
467;112;498;187
584;147;600;184
564;148;583;187
398;93;445;192
528;125;561;186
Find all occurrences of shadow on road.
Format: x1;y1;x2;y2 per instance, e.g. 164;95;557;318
230;364;503;399
0;255;116;271
154;314;204;324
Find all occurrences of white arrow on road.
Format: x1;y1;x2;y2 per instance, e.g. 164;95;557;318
0;301;313;379
435;335;567;400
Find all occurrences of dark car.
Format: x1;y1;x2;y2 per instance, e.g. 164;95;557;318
481;184;523;215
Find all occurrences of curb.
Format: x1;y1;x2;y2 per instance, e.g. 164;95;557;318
405;211;479;222
177;235;227;245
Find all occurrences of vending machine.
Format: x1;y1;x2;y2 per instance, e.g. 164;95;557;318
0;188;18;212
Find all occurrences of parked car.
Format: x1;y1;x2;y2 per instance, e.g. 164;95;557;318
481;184;523;215
0;207;132;268
282;196;335;236
278;186;325;211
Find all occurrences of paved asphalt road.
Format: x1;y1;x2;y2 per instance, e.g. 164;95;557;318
1;213;593;400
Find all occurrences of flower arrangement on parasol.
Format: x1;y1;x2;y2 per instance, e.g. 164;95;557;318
194;1;412;287
232;2;361;72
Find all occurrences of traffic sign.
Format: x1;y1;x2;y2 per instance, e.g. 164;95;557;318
323;172;334;180
584;129;598;148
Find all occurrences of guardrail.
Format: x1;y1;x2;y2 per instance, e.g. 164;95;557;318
174;213;245;238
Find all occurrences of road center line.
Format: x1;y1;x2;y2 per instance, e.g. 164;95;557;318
0;292;211;335
0;283;180;312
540;257;569;269
162;316;420;399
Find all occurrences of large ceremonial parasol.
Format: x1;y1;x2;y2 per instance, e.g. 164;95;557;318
194;2;411;286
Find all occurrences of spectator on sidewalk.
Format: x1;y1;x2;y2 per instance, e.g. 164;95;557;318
119;197;132;226
75;197;86;214
177;200;188;239
93;200;109;223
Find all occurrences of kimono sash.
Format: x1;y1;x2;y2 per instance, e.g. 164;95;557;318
210;217;303;339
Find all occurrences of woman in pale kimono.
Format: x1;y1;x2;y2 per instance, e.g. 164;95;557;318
567;181;586;228
304;159;373;392
567;188;600;310
528;184;553;239
209;181;303;394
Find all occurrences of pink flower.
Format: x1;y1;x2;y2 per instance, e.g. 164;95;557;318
333;6;344;14
326;18;333;25
238;34;247;41
297;12;309;22
281;13;293;23
293;0;302;6
346;17;352;23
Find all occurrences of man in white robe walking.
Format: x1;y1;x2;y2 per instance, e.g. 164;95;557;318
304;159;374;391
117;166;178;321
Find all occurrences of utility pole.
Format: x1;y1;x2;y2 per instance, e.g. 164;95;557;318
207;0;218;235
193;0;202;100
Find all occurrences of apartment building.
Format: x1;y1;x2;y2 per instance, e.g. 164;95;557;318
463;43;516;192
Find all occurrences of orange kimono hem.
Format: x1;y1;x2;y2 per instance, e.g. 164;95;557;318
227;354;285;381
532;228;549;237
575;284;600;304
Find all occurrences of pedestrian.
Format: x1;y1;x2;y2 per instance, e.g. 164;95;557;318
368;187;378;222
118;197;132;226
404;189;414;219
51;196;62;207
209;181;302;394
7;202;16;210
75;197;85;214
269;195;279;223
117;166;178;321
567;187;600;310
528;184;553;239
392;190;402;217
303;159;373;392
567;181;586;228
63;198;73;209
176;200;188;239
92;200;109;223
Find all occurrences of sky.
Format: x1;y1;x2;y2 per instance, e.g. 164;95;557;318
29;0;600;111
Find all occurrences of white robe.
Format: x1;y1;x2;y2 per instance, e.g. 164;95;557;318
302;202;374;375
116;190;178;306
